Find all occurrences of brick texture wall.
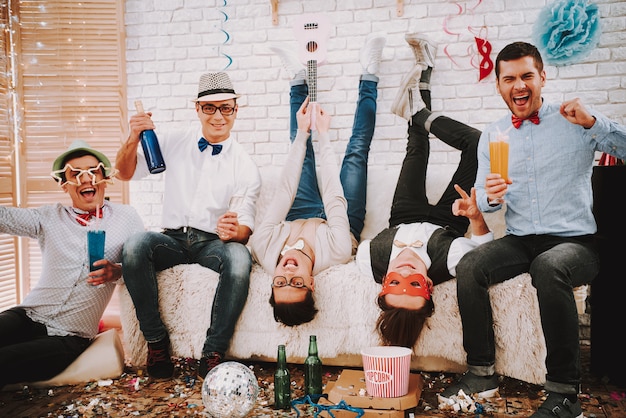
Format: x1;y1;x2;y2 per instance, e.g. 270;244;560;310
123;0;626;231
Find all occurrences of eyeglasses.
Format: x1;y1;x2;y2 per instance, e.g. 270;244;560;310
199;103;236;116
272;276;307;289
51;162;117;187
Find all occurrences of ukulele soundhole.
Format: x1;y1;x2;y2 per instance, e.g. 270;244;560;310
306;41;318;54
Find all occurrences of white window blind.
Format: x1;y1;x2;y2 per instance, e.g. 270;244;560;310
0;0;128;310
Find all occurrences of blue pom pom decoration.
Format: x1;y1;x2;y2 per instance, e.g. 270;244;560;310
532;0;601;66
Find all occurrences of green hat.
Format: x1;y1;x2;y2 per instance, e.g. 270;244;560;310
51;140;113;178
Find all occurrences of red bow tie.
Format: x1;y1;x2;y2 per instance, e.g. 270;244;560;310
511;112;540;129
75;209;103;226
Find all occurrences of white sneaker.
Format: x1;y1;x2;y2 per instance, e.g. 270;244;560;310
391;66;426;120
270;45;306;80
360;32;387;75
405;33;438;69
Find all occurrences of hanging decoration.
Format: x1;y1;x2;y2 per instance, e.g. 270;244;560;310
442;2;463;67
469;26;493;81
442;0;493;82
217;0;233;70
532;0;601;66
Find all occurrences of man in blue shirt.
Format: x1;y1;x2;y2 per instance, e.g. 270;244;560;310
439;42;626;418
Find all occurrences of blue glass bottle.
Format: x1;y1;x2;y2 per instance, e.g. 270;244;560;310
134;101;166;174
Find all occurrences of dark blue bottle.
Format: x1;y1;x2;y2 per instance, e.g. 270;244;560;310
135;101;166;174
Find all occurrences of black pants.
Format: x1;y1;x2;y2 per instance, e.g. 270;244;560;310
0;307;90;386
389;112;480;236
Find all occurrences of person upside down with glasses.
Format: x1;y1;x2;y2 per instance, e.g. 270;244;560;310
356;38;493;349
249;33;387;326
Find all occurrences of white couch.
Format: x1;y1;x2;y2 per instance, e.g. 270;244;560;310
119;165;587;385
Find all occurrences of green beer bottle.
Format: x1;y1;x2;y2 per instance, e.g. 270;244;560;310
274;344;291;410
304;335;323;396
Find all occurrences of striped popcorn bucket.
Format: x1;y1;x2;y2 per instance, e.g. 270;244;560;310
361;346;412;397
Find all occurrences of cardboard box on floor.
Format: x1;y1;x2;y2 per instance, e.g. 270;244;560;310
319;383;404;418
324;369;423;414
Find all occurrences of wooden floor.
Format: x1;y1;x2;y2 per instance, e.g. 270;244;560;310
1;344;625;417
412;344;626;417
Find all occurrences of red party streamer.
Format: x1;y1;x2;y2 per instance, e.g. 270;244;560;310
442;2;463;36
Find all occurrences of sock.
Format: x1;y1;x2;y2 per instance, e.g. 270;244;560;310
420;89;432;111
294;69;306;81
418;66;432;89
418;67;432;110
413;108;432;131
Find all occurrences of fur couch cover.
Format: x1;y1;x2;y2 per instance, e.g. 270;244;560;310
119;165;584;385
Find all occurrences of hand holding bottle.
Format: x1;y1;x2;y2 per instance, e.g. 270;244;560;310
134;101;166;174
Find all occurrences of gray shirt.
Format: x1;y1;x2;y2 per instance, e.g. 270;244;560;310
250;130;353;276
1;202;144;338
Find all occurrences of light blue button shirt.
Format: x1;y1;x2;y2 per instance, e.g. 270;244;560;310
476;101;626;237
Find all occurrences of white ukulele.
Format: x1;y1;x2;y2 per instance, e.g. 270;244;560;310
293;14;330;131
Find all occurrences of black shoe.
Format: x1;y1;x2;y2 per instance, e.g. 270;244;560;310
530;392;583;418
198;351;223;379
438;371;499;404
146;336;174;379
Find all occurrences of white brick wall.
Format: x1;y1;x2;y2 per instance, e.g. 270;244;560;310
124;0;626;230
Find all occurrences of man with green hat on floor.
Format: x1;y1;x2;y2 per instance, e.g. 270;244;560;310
0;140;144;388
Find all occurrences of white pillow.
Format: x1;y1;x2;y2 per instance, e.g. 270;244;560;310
2;329;125;389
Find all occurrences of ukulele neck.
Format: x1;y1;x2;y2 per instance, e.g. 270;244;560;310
307;60;317;103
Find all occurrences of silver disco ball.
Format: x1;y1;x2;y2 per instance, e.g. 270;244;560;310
201;361;259;418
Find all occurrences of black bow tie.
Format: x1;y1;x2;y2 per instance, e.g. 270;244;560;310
198;137;223;155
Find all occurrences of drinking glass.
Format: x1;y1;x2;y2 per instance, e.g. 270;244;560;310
87;230;106;272
228;194;245;212
489;131;509;181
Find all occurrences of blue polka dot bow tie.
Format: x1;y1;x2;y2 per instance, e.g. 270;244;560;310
198;137;223;155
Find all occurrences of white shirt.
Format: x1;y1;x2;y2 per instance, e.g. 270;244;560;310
133;126;261;232
356;222;494;279
1;202;144;338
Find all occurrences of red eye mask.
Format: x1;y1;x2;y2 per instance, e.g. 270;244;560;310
379;272;431;300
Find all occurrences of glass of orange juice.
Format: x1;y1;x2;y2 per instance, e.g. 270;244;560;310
489;131;509;182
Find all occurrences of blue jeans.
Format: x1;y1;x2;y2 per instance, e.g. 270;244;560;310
122;228;251;356
455;234;599;394
285;76;378;242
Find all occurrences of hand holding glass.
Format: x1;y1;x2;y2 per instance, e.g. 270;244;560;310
489;131;509;182
87;230;106;272
228;194;244;212
216;194;244;238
